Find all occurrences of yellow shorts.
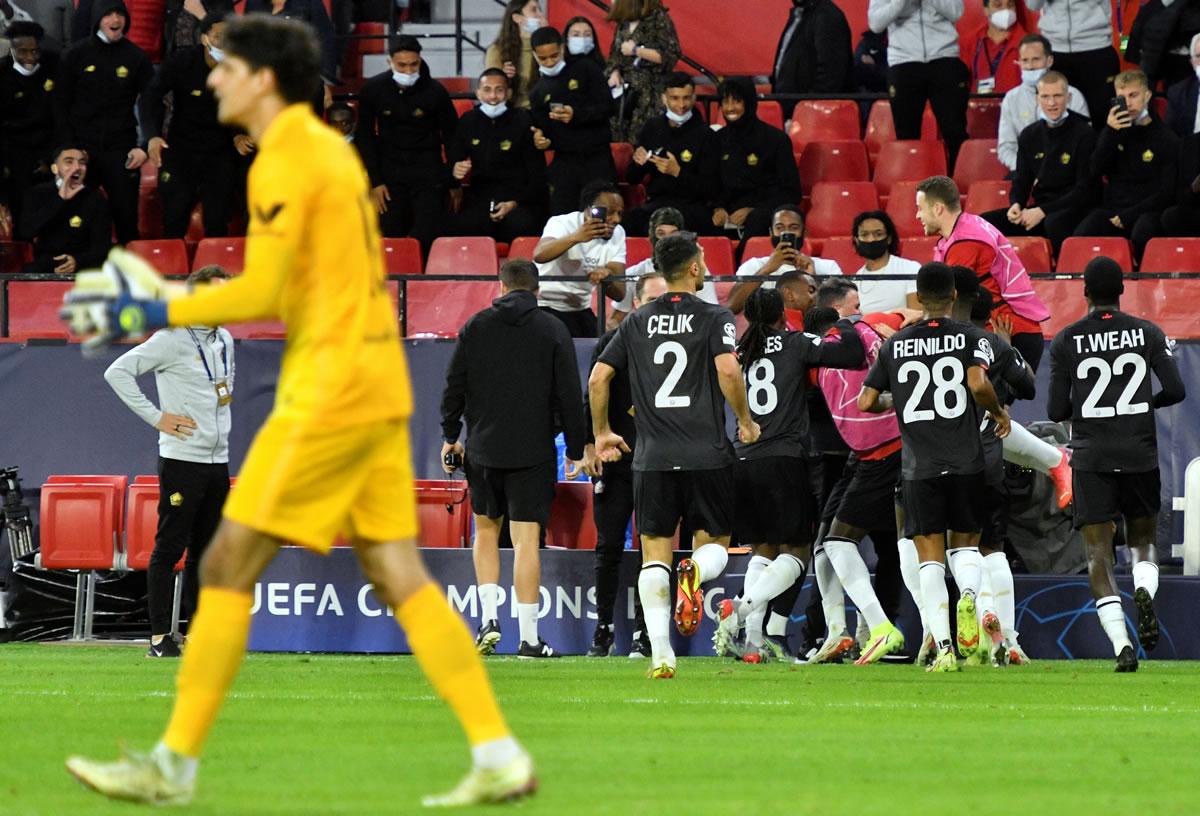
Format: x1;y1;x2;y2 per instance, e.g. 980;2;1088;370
224;415;418;552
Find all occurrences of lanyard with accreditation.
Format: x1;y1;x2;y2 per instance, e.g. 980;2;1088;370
187;328;232;407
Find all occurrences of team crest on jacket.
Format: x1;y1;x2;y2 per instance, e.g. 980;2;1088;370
44;79;54;91
412;108;424;118
568;79;579;90
116;65;129;78
69;216;83;228
84;64;96;72
680;149;693;162
746;153;759;166
1060;152;1071;164
191;89;203;96
1142;149;1154;162
500;140;512;151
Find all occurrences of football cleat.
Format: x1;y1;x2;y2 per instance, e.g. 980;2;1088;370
66;747;194;806
628;629;651;659
981;612;1005;666
1115;645;1139;673
956;593;980;657
926;647;961;673
673;558;703;636
916;631;936;667
741;647;771;664
808;630;855;664
648;662;676;679
1007;641;1032;666
712;599;742;658
586;625;614;657
854;623;905;665
421;752;537;807
854;615;871;651
1049;448;1073;510
146;636;181;659
516;639;560;659
762;633;792;663
1134;588;1159;652
475;620;501;656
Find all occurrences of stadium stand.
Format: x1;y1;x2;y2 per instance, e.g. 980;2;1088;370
414;480;472;548
192;238;246;275
546;481;598;550
1010;237;1054;274
1056;237;1135;273
952;139;1008;192
872;141;948;198
797;141;871;185
127;240;191;278
788;100;861;151
7;281;74;340
864;100;939;165
696;236;736;275
406;237;499;336
885;180;926;238
964;180;1012;215
806;182;880;238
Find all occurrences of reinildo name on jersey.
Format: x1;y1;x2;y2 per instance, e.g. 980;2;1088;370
1073;328;1145;354
891;333;966;359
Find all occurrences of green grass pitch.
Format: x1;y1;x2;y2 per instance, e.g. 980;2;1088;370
6;644;1200;815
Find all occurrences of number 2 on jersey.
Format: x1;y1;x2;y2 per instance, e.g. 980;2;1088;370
654;341;691;408
1077;353;1149;418
897;358;967;423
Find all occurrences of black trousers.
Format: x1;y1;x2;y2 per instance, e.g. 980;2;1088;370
449;196;546;245
159;146;237;239
980;205;1082;254
1011;331;1045;373
84;146;142;244
1051;47;1120;132
378;170;447;254
1161;203;1200;237
888;57;969;171
540;306;600;338
3;145;52;227
547;150;616;216
149;457;229;636
591;466;644;630
1074;207;1160;259
623;197;714;239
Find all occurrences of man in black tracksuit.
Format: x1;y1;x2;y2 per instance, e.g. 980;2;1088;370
355;35;457;252
771;0;854;95
18;146;112;274
528;26;615;216
54;0;152;244
440;259;586;658
623;72;717;238
0;22;59;228
446;67;547;244
139;14;238;238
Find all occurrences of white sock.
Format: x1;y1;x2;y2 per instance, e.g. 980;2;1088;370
742;553;804;644
814;546;847;635
517;603;539;646
1096;595;1132;656
638;562;674;665
741;556;771;609
824;538;888;631
984;551;1017;638
152;742;198;786
765;612;788;638
1001;422;1064;473
1132;561;1160;599
919;561;951;648
471;736;522;770
897;538;927;632
946;547;982;599
741;555;771;646
691;542;729;583
977;561;996;624
478;583;500;624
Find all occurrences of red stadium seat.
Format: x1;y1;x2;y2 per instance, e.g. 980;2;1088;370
1139;238;1200;272
414;479;470;547
43;474;129;536
742;236;775;262
817;236;864;276
424;236;498;276
1009;236;1053;273
0;240;32;273
192;237;245;274
127;239;190;277
626;236;652;267
125;482;187;570
873;141;947;198
407;237;499;337
964;179;1011;215
788;100;860;153
798;140;870;185
381;237;423;274
6;281;73;340
440;77;473;94
1056;237;1133;273
1129;278;1200;338
546;481;597;550
452;98;475;117
953;139;1007;192
506;236;540;261
885;181;926;239
901;236;939;264
138;162;163;240
611;143;634;178
806;181;879;238
697;236;735;275
967;97;1003;139
1033;278;1087;337
865;100;938;165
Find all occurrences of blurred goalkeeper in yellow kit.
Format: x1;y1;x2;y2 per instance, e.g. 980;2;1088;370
62;14;536;808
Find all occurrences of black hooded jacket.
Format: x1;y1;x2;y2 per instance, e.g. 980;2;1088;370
355;67;457;186
440;289;587;468
715;78;802;211
772;0;854;94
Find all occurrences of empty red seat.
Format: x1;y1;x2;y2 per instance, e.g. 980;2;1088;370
1009;236;1053;274
1129;278;1200;338
966;97;1002;140
1033;278;1088;337
546;481;597;549
885;180;926;239
440;77;473;94
816;236;864;276
953;139;1007;192
381;237;423;274
865;100;939;164
0;240;33;273
127;239;190;277
506;236;540;261
452;98;474;117
611;142;634;178
414;479;470;547
742;236;776;262
873;141;947;198
798;140;870;185
44;474;129;533
697;236;735;275
806;181;879;238
138;162;163;240
626;236;652;267
1139;238;1200;273
407;237;499;337
192;237;245;274
6;281;73;340
964;180;1011;215
424;236;497;276
788;100;860;153
901;235;939;264
1056;237;1133;273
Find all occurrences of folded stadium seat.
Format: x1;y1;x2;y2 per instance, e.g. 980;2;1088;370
900;235;939;264
696;236;735;275
865;100;939;166
546;481;597;549
406;237;500;337
0;240;33;273
710;100;785;130
626;236;652;266
966;97;1002;140
137;162;163;240
127;239;190;277
952;139;1006;192
1032;277;1087;336
6;281;74;340
884;180;926;239
797;140;871;185
611;142;634;178
381;237;423;274
1056;237;1133;273
1009;236;1053;273
452;98;475;117
506;236;540;261
133;474;158;485
414;479;470;547
964;179;1011;215
873;141;947;198
1139;237;1200;273
788;100;860;153
815;236;863;276
806;181;879;238
192;237;245;274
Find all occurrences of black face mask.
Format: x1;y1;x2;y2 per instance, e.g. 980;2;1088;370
856;238;889;261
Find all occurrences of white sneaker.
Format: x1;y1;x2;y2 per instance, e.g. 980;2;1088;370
422;751;537;807
66;747;194;806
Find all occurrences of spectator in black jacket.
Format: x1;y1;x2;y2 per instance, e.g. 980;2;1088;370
1160;131;1200;238
139;13;236;238
0;21;58;226
355;35;457;251
982;71;1096;251
243;0;338;103
623;71;717;237
439;259;586;659
712;77;801;241
54;0;151;243
772;0;853;94
1164;32;1200;138
528;26;616;215
1073;70;1179;259
447;67;547;243
18;145;111;274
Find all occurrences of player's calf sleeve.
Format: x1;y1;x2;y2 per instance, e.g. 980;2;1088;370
638;562;673;662
813;546;847;635
691;542;728;583
1001;422;1063;473
984;551;1016;637
1132;561;1160;599
739;555;772;617
162;588;253;758
897;538;927;631
823;538;888;631
918;562;952;647
397;582;510;746
743;553;805;616
946;547;983;598
1096;595;1132;655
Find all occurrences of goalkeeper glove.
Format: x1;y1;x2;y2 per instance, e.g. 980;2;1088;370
60;247;172;356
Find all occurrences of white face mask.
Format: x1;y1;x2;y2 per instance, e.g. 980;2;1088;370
1021;67;1047;87
393;70;419;87
13;61;38;77
522;17;541;34
567;36;593;55
538;58;565;77
479;101;507;118
207;45;224;62
665;108;692;125
1193;64;1200;81
989;9;1016;30
1038;108;1067;127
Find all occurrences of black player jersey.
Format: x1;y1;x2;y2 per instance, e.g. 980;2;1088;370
598;292;737;471
735;325;865;460
980;330;1033;482
1048;310;1185;473
864;318;994;480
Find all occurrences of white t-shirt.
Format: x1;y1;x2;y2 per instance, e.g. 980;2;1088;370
734;254;843;284
853;255;920;313
611;258;718;313
535;212;627;312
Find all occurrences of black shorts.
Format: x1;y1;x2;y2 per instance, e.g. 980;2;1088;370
1072;469;1161;529
733;456;815;546
902;472;988;538
634;467;734;539
824;450;902;531
465;459;556;525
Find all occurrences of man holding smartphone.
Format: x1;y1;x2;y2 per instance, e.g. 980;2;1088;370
727;204;843;315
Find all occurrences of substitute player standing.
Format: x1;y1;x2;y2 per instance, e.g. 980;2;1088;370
1047;257;1186;672
589;232;761;679
858;263;1012;673
62;15;535;807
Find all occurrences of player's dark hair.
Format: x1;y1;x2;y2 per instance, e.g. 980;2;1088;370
580;179;620;211
635;271;664;302
654;231;701;282
199;12;226;36
852;210;901;256
717;76;752;104
804;306;840;337
531;26;562;48
478;66;510;87
223;15;321;106
6;20;45;40
815;279;858;310
951;265;979;298
326;101;354;122
51;145;85;163
916;262;955;303
665;71;694;91
647;206;685;243
499;258;539;291
777;269;816;294
1019;33;1052;56
1083;256;1124;304
970;288;994;323
737;287;784;373
916;175;961;211
189;264;230;284
389;34;422;55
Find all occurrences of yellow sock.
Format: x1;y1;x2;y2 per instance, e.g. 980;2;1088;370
398;582;511;746
162;587;253;757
